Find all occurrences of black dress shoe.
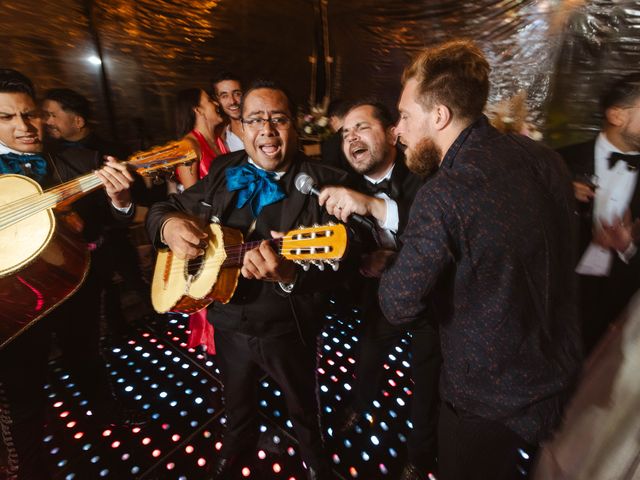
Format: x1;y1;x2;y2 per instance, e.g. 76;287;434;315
307;464;334;480
400;462;432;480
207;456;236;480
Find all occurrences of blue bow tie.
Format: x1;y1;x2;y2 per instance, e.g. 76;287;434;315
225;163;286;216
0;152;48;180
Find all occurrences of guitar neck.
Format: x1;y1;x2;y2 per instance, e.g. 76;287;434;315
0;139;197;232
220;238;283;268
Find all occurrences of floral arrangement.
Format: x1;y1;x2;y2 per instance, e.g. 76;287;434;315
485;91;543;141
299;105;332;140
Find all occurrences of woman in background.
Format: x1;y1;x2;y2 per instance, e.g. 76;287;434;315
172;88;229;353
173;87;228;189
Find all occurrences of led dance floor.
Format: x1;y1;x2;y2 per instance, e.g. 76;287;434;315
44;301;425;479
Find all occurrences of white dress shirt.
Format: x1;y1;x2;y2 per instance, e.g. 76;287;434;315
225;125;245;152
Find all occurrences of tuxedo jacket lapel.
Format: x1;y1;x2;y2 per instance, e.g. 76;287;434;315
276;158;310;232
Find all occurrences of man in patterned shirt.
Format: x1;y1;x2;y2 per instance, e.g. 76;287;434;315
379;40;582;480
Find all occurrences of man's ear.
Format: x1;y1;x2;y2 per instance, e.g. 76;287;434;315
385;125;397;146
433;104;452;131
74;115;86;130
605;106;626;128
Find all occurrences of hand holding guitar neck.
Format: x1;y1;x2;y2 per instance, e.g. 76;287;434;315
241;231;296;282
95;156;135;208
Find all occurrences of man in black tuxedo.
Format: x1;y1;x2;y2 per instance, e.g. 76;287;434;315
0;69;135;480
42;88;149;337
317;100;439;479
146;81;349;480
320;99;353;174
378;41;582;480
558;72;640;354
42;88;128;159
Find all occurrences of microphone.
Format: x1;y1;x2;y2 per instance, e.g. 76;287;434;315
294;173;378;231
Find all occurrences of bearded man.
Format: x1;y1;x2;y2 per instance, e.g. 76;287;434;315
379;41;582;480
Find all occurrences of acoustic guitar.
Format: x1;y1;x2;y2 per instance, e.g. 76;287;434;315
151;223;348;314
0;139;197;349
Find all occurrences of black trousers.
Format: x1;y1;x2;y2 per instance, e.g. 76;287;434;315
0;322;51;480
214;328;326;469
438;402;536;480
49;250;117;417
353;313;440;470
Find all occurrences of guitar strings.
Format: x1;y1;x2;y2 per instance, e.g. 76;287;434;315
0;152;192;229
0;174;102;229
160;237;341;275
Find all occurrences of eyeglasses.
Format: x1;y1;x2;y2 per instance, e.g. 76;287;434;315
241;116;291;130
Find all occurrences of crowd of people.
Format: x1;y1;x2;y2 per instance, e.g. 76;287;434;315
1;38;640;480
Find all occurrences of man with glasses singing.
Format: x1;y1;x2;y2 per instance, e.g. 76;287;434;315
147;80;349;480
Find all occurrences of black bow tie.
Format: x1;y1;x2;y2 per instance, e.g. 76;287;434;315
364;178;392;195
608;152;640;170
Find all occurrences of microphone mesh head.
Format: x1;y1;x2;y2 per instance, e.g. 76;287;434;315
294;173;315;195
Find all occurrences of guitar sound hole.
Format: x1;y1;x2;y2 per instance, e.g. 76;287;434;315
186;257;205;279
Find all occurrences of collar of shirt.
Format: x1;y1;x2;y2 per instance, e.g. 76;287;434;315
594;132;640;176
593;132;638;172
364;163;396;184
0;141;41;156
225;125;245;152
247;157;286;180
440;115;484;169
593;132;640;222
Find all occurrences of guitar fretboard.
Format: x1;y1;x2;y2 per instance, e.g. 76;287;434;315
220;238;284;268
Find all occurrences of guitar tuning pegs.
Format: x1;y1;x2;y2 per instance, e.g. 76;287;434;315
311;260;325;271
312;223;319;228
327;221;335;226
328;260;340;271
295;260;311;271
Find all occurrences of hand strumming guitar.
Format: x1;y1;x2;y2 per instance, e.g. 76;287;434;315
161;215;209;259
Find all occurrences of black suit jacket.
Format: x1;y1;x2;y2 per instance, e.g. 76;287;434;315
380;116;582;444
353;151;423;244
47;147;134;244
146;150;352;339
349;151;427;326
558;139;640;243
